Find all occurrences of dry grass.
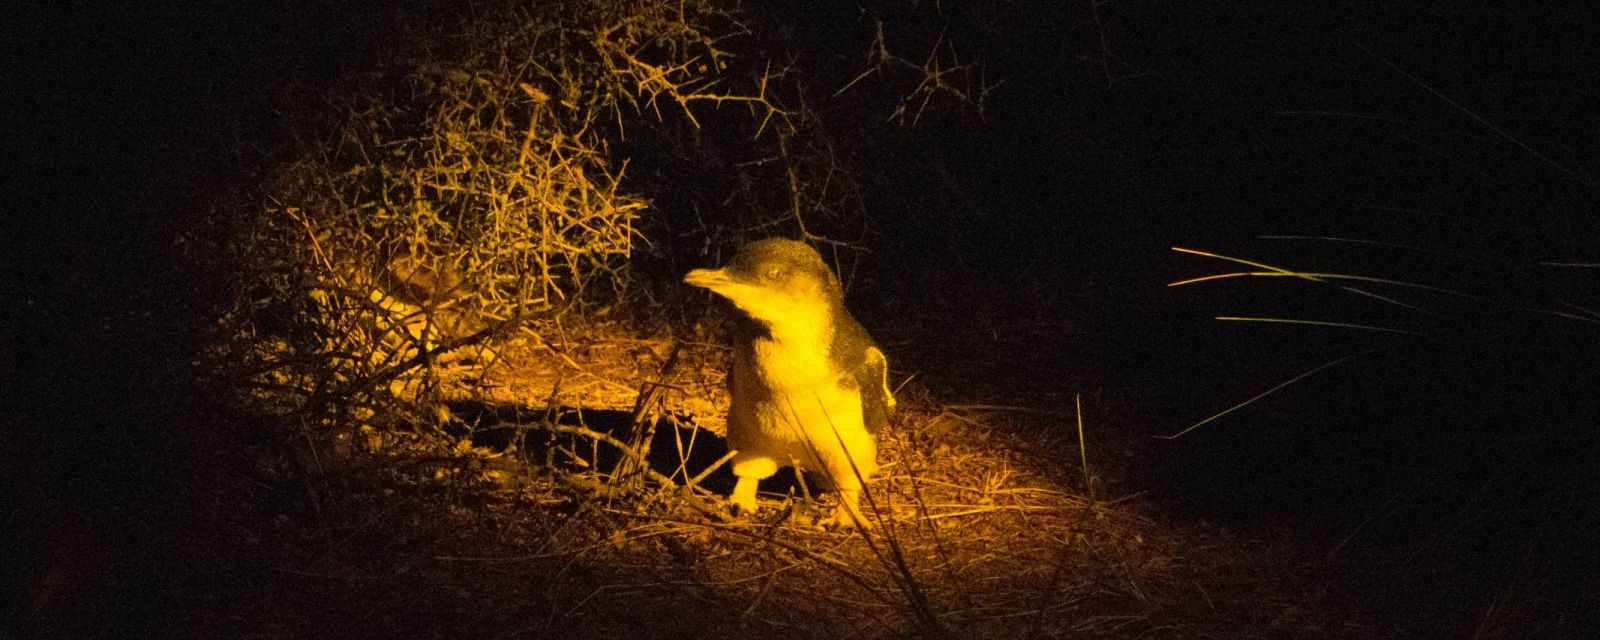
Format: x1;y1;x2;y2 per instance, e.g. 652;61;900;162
177;316;1375;639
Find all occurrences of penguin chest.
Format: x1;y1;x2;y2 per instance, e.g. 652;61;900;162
748;336;834;393
730;338;866;454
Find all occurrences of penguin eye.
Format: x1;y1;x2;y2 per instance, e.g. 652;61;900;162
763;267;782;280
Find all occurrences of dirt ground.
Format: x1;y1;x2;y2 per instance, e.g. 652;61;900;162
80;307;1391;639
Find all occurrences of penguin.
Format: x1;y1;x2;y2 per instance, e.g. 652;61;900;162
684;238;894;528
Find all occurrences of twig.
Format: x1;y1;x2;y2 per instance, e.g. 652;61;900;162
1157;353;1365;440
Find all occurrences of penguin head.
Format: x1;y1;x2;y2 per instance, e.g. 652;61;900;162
684;238;843;333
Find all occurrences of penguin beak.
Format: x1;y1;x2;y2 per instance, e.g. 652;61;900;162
685;267;778;321
683;267;734;292
686;261;834;338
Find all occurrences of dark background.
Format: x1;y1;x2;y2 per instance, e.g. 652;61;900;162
8;1;1598;636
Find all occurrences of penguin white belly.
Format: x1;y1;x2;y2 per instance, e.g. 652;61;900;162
729;339;876;480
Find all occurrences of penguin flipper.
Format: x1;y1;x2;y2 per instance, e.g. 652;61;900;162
857;346;894;434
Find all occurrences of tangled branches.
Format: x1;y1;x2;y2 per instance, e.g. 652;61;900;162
216;0;787;430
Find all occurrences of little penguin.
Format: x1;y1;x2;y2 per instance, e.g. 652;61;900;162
684;238;894;528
